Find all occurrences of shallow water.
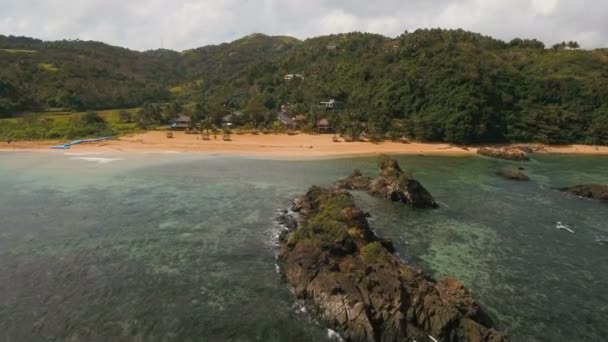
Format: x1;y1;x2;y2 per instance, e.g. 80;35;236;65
0;152;607;341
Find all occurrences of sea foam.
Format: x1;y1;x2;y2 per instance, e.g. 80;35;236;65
70;157;123;164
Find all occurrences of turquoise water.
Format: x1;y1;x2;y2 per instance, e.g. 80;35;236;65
0;152;607;341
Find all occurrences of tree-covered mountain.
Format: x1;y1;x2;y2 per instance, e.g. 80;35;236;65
1;29;607;144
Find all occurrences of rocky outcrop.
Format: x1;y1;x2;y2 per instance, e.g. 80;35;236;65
277;187;505;342
335;156;439;209
335;169;372;190
477;147;529;161
559;184;608;202
495;168;530;181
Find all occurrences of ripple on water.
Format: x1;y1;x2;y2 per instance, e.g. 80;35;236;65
0;153;607;341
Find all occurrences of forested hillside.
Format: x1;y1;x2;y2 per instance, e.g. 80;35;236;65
1;29;607;144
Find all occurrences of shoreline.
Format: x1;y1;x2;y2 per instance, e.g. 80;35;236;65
2;131;608;158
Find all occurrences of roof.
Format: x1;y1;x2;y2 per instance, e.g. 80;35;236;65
175;114;192;123
317;118;330;126
293;114;306;121
278;112;294;126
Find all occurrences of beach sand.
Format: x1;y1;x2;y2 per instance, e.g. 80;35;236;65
1;131;608;157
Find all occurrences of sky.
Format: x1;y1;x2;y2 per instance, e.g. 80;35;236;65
0;0;607;51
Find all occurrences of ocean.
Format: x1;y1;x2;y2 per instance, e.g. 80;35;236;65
0;152;607;341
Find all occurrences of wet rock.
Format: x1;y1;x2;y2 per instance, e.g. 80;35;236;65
496;168;530;181
277;187;506;342
335;169;371;190
276;209;298;229
559;184;608;202
477;147;529;161
336;156;439;209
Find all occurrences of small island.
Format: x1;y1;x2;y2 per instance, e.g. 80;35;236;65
277;186;505;341
559;184;608;202
277;157;505;341
335;156;439;209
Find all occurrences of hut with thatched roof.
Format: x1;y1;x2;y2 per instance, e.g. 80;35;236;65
317;118;331;133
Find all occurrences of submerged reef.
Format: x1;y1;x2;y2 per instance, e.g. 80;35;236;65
477;147;529;161
559;184;608;202
495;168;530;181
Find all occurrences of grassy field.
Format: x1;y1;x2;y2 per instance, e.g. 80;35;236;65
0;49;38;54
0;109;142;141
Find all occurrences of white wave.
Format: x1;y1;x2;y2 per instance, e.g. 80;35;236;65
64;152;104;156
327;329;344;341
70;157;123;164
142;150;180;154
556;221;575;234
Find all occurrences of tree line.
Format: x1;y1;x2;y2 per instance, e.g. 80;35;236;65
1;29;607;145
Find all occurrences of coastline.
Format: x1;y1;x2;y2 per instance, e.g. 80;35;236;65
2;131;608;158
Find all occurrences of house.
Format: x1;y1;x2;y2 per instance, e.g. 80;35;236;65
320;99;343;109
282;114;306;129
278;112;294;128
170;115;192;130
317;118;331;133
222;114;234;127
223;111;245;127
284;74;305;81
293;114;307;126
326;44;337;50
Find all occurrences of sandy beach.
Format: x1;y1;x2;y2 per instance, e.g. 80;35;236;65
2;131;608;157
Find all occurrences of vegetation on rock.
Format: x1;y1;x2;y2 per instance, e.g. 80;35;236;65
277;186;505;341
336;155;439;208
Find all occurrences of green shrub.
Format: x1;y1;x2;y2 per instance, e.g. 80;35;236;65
361;242;391;265
293;191;355;250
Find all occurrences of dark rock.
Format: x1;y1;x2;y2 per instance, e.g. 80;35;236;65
336;156;439;209
335;169;372;190
559;184;608;202
277;210;298;229
477;147;529;161
496;168;530;181
277;187;506;342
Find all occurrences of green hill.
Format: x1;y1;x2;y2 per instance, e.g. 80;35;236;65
1;29;607;144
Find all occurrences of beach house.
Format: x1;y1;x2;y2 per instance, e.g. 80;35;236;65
320;99;343;110
170;115;192;130
293;114;307;128
317;118;331;133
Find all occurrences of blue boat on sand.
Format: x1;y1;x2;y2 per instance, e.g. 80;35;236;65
51;136;112;150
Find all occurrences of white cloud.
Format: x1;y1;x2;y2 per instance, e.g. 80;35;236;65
531;0;558;16
318;9;358;33
0;0;606;50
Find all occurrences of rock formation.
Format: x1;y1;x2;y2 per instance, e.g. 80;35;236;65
559;184;608;202
477;147;529;161
335;156;439;209
495;168;530;181
277;186;506;342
